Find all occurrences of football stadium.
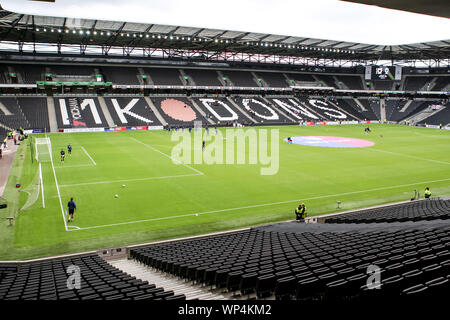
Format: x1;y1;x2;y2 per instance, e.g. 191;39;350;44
0;0;449;308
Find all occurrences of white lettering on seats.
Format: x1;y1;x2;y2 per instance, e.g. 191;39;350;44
111;98;153;124
242;99;278;120
308;99;347;119
199;98;238;121
272;99;318;120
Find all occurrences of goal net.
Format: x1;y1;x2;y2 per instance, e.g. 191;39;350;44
35;137;51;163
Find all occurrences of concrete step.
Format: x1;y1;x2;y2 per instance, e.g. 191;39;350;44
108;258;232;300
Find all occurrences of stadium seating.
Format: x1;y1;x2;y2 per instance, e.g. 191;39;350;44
151;97;209;125
335;75;364;90
373;80;393;91
254;72;289;87
0;97;31;129
104;97;163;127
144;68;183;85
431;77;449;91
0;254;182;301
12;64;45;84
183;69;222;86
53;97;107;128
418;106;450;126
17;97;49;130
100;66;140;85
233;97;294;124
129;223;450;300
324;199;450;224
221;71;258;87
403;76;431;91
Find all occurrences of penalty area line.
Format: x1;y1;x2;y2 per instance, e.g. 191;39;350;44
81;146;96;166
129;137;204;176
66;176;450;232
59;173;202;188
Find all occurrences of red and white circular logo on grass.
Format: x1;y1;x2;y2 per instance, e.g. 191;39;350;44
285;136;374;148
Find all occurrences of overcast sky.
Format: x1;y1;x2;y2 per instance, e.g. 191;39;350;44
2;0;449;45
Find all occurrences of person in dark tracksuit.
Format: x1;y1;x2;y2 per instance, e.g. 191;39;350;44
67;197;76;222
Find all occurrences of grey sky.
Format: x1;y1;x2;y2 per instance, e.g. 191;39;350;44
2;0;449;45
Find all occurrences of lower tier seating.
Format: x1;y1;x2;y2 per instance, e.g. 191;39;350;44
0;254;184;301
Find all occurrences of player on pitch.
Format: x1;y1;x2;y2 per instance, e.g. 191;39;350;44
67;197;76;222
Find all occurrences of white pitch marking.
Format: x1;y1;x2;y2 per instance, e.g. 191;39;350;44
55;164;94;169
129;137;204;175
59;173;202;188
67;176;450;231
367;148;450;166
47;137;69;231
81;146;97;166
39;162;45;209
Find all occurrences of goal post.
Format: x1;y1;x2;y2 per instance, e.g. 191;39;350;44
35;137;51;163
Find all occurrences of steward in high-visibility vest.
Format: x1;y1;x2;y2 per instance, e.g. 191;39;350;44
424;187;432;199
295;203;306;221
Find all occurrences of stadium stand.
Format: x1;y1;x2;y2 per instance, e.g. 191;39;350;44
335;75;364;90
325;199;450;224
331;99;365;120
100;66;140;85
314;75;336;88
403;76;432;91
144;68;183;85
104;97;163;127
287;73;316;83
182;69;222;86
419;105;450;126
0;64;9;83
336;99;378;120
53;97;107;128
129;222;450;300
192;96;255;125
221;70;258;87
233;97;294;124
254;72;289;87
432;77;450;91
373;80;393;91
151;97;208;125
0;97;31;129
269;97;320;122
17;97;50;130
297;97;357;121
385;99;409;121
11;64;44;84
49;65;96;76
0;254;183;300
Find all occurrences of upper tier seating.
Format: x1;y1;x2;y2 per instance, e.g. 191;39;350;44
0;254;183;300
49;65;95;76
325;200;450;224
221;71;258;87
144;68;182;85
12;64;45;84
404;77;431;91
373;80;393;91
432;77;450;91
183;69;222;86
254;72;289;87
335;76;364;90
314;75;335;88
100;67;140;84
130;224;450;300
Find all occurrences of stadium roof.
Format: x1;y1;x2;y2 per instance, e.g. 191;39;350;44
0;6;449;62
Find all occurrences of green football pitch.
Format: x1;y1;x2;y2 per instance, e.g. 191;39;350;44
1;124;450;260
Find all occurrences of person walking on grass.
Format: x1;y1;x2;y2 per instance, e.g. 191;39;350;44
67;197;76;222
